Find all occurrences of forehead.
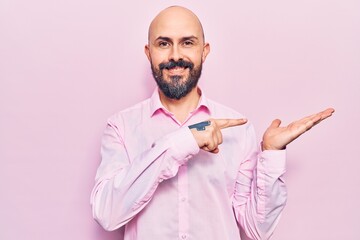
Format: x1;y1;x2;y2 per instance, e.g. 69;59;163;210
148;8;203;42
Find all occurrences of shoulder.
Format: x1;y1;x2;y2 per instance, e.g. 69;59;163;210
206;98;256;134
107;98;151;126
206;98;246;119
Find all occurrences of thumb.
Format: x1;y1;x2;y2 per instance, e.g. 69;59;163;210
269;119;281;129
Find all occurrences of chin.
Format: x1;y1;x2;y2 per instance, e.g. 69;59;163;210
169;74;189;83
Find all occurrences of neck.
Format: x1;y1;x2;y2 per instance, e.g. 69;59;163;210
159;87;201;123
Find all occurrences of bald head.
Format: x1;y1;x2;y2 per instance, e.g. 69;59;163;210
148;6;205;43
144;6;210;100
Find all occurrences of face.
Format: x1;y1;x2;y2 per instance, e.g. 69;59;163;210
145;7;210;100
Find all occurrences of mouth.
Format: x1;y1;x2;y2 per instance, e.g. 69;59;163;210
165;66;188;75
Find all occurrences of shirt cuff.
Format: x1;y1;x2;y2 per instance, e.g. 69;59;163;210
258;149;286;174
166;127;200;164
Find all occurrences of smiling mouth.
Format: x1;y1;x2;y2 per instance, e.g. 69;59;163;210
165;66;188;75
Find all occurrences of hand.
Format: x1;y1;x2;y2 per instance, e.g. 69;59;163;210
190;118;247;153
262;108;335;151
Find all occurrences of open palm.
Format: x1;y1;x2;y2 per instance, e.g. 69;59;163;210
262;108;335;151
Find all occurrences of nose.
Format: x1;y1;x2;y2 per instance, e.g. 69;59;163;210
168;45;182;62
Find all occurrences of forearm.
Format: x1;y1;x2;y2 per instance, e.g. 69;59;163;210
233;150;287;240
91;127;199;231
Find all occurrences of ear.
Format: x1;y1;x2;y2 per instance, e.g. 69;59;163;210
144;44;151;61
201;43;210;63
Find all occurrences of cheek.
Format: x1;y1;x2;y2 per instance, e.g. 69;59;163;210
150;50;168;64
188;50;204;64
191;56;203;66
149;57;160;68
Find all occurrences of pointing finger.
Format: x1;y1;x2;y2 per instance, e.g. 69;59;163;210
214;118;248;129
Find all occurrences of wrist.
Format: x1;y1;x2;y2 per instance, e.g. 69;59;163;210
261;142;286;151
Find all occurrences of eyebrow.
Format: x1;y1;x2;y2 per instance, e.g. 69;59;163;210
154;36;199;43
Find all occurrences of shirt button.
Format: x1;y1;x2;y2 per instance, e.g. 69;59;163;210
259;158;264;162
181;197;186;202
181;234;187;239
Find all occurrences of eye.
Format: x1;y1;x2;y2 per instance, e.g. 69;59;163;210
183;40;194;47
158;41;170;48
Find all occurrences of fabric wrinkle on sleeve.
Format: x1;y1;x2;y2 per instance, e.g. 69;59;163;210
161;127;200;164
232;124;288;240
91;122;200;231
256;149;287;221
131;127;199;208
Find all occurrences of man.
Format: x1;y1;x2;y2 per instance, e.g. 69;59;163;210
91;6;334;240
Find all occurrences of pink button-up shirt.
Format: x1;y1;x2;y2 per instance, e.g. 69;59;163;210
91;89;287;240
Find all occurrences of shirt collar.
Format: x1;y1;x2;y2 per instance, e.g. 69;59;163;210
149;87;211;117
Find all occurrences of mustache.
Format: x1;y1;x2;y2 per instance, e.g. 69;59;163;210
159;60;194;71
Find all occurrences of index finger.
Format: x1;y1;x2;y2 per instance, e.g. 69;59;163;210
214;118;248;129
317;107;335;121
303;107;335;125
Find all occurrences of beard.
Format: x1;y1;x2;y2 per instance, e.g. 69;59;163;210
151;59;202;100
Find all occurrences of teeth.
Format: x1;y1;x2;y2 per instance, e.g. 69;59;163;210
164;66;188;71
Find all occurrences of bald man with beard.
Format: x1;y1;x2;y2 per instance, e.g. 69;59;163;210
91;6;334;240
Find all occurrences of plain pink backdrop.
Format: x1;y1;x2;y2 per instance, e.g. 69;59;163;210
1;0;359;239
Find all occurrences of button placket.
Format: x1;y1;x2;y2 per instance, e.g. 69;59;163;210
178;164;189;240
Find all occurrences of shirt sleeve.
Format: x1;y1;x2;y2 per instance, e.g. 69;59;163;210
232;124;287;240
90;118;199;231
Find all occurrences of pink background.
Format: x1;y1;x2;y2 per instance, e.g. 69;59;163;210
1;0;359;239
